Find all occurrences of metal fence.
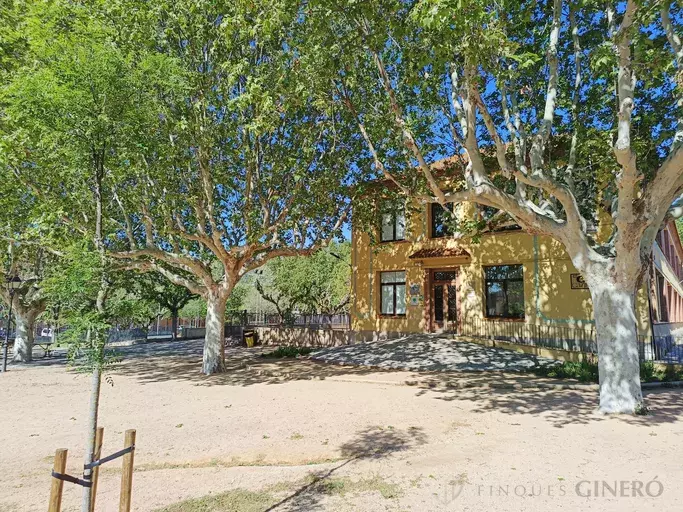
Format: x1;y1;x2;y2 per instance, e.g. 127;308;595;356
459;317;683;363
226;311;351;330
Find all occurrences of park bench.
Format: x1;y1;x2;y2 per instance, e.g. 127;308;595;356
35;339;54;357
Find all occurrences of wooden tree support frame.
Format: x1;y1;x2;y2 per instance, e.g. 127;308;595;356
48;449;68;512
47;428;136;512
90;427;104;512
119;429;136;512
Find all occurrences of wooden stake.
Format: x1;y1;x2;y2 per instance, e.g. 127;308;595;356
48;448;68;512
89;427;104;512
118;429;136;512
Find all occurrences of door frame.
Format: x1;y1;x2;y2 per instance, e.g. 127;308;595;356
429;268;460;334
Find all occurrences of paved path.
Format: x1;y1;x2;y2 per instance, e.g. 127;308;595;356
12;335;559;375
310;334;559;372
7;337;208;369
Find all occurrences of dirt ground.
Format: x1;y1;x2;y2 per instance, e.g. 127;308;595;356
1;342;683;512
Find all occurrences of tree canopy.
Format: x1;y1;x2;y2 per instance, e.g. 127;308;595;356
255;241;351;319
0;0;359;374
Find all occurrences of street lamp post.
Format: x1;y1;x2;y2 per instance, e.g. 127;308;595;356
2;275;22;373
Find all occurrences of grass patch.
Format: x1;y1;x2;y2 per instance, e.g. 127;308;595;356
105;455;345;474
529;360;683;384
261;346;313;359
530;361;599;383
155;488;276;512
313;475;402;499
156;473;401;512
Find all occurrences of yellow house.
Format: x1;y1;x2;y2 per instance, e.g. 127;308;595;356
351;192;653;348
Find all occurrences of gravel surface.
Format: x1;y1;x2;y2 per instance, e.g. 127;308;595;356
2;340;681;512
311;335;559;372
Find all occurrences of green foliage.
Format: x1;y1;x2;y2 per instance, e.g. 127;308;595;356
532;360;683;384
1;1;357;335
256;242;351;316
156;488;276;512
227;285;249;315
106;287;160;329
40;242;114;371
640;361;683;383
131;271;196;316
304;0;683;240
179;298;208;321
261;346;313;359
180;284;248;320
530;361;600;383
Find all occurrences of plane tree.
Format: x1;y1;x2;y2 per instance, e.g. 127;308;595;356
308;0;683;413
2;0;359;375
255;242;352;320
105;0;358;374
131;272;197;339
0;242;50;363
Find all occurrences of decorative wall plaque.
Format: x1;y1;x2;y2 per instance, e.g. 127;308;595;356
570;273;588;289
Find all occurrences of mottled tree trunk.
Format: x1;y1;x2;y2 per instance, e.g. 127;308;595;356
202;291;227;374
11;309;37;363
584;266;644;414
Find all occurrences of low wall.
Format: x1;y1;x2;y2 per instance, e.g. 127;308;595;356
182;327;207;339
351;330;410;343
254;326;350;347
461;336;592;363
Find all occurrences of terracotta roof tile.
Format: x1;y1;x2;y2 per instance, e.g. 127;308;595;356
408;247;471;259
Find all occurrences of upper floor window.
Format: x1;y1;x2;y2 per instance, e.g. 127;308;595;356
484;265;524;319
431;203;456;238
380;205;406;242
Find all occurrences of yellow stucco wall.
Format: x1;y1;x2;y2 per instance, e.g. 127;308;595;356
351;202;652;341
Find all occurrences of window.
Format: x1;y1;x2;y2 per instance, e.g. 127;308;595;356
431;203;456;238
433;271;457;281
380;271;406;316
380;205;406;242
484;265;524;319
658;273;670;322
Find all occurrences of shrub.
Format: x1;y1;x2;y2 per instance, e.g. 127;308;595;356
532;360;683;384
640;361;658;382
261;346;313;359
531;361;600;383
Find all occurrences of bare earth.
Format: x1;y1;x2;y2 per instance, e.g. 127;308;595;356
1;340;682;512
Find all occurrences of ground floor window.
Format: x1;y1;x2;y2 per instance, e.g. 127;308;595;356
380;271;406;316
484;265;524;319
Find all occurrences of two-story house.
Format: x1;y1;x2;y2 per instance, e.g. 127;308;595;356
350;187;660;348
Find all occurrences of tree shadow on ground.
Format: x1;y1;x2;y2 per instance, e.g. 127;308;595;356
107;339;683;429
110;336;558;388
412;377;683;428
311;334;558;372
265;426;427;511
111;348;386;387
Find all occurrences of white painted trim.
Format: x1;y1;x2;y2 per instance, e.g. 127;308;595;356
653;242;683;297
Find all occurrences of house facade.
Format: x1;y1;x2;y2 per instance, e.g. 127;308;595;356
351;199;656;345
651;220;683;337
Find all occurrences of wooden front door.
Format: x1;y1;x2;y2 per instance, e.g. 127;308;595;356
431;270;459;333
